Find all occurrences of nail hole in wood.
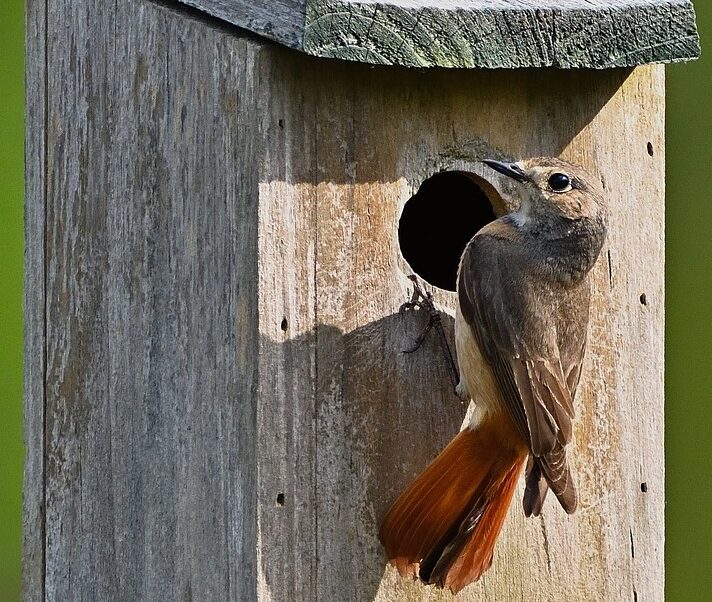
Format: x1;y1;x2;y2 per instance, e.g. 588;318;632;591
647;142;654;157
639;293;647;306
278;119;284;129
399;172;497;292
640;482;648;493
276;493;285;506
280;318;288;332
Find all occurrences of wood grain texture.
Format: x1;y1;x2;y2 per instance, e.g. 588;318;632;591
177;0;307;47
176;0;700;68
26;1;665;599
33;1;262;599
23;0;47;599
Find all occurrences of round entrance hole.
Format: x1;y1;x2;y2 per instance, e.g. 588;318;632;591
398;172;497;291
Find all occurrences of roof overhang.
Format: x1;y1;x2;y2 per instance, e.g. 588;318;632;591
176;0;700;69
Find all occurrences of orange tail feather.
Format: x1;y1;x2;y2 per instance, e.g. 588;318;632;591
379;414;526;593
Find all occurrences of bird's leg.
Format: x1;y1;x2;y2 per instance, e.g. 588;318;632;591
399;280;435;353
400;275;460;390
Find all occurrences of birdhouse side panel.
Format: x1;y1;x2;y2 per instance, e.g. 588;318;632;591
27;2;266;600
24;0;49;599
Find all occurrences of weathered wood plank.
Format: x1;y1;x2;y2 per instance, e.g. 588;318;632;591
254;59;320;601
23;0;47;599
309;99;465;602
38;1;262;599
176;0;700;68
42;2;117;596
178;0;307;47
580;68;666;602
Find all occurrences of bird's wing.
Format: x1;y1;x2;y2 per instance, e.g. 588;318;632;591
457;227;582;456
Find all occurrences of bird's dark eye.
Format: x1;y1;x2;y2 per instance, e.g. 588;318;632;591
548;172;571;192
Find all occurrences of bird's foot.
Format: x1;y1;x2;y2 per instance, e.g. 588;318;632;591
400;275;440;354
399;275;460;390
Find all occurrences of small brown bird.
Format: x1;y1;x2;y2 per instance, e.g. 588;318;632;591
379;157;608;593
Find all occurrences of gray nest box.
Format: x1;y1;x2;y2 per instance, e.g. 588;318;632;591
25;1;699;601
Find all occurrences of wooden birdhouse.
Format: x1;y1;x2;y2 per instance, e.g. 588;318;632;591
25;0;699;600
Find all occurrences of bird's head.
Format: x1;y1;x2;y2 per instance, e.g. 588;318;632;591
483;157;606;233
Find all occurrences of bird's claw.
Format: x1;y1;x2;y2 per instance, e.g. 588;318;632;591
399;274;461;390
400;276;439;353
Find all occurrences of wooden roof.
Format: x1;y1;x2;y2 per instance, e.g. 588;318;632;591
178;0;700;69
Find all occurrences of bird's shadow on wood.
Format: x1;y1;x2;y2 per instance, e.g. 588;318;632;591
258;309;465;601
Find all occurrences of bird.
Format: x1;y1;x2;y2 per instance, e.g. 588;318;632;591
379;157;608;593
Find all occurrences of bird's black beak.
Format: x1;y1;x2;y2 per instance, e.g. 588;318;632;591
483;159;529;183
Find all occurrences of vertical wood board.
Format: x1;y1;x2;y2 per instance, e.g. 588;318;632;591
24;0;48;599
31;2;263;599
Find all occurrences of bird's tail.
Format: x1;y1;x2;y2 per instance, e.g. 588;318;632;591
379;414;527;594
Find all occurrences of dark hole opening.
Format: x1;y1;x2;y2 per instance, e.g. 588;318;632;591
276;493;285;506
398;172;497;292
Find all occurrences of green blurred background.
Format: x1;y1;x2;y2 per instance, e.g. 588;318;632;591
0;2;710;601
1;2;26;601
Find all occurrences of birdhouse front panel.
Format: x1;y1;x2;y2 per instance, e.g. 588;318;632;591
25;0;693;600
254;46;666;601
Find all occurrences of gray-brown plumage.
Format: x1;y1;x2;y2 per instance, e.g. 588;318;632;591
380;157;607;592
458;157;608;516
